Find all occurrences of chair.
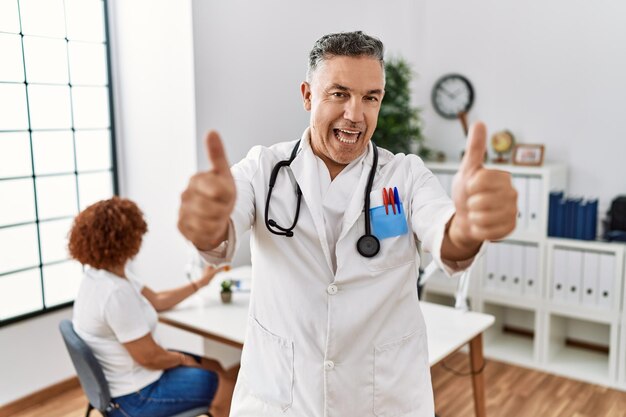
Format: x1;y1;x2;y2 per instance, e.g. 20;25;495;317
59;319;209;417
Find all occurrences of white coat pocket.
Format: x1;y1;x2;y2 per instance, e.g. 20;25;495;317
241;316;294;410
361;189;415;272
373;329;430;417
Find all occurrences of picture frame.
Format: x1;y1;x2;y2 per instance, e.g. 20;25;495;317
512;144;545;166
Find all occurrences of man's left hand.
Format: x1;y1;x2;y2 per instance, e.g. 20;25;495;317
449;121;518;249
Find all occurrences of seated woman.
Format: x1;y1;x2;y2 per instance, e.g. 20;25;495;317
69;197;236;417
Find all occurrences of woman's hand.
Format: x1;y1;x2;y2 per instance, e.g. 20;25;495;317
195;265;229;289
179;352;203;368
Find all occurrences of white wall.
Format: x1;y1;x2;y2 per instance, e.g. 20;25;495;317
191;0;423;168
0;310;74;405
414;0;626;215
111;0;197;291
193;0;626;222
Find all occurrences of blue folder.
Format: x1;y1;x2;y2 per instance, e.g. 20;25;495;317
583;199;598;240
565;198;583;238
548;191;564;236
575;202;586;240
555;199;567;237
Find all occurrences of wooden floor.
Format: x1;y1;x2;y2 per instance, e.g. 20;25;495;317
431;352;626;417
10;352;626;417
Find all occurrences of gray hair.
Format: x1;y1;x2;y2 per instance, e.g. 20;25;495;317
306;31;385;82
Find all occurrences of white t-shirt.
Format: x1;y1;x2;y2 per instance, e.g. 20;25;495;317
316;148;367;273
72;267;163;398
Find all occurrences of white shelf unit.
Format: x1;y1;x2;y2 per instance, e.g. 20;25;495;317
418;247;482;310
542;310;618;385
424;161;626;389
617;251;626;389
481;300;540;368
543;238;623;385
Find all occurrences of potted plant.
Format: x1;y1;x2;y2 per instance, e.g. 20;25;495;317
372;57;431;159
220;279;233;303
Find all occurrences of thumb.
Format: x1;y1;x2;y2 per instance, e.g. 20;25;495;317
459;121;487;174
205;130;231;175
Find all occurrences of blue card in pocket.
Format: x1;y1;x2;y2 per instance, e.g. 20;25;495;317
370;204;408;240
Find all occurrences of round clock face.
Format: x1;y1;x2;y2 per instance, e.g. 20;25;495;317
431;74;474;119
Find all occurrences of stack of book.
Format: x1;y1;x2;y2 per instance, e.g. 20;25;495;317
548;191;598;240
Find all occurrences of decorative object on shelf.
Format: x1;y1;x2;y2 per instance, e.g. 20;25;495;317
512;144;545;166
220;279;233;303
603;195;626;242
372;57;430;158
490;130;515;163
434;151;446;162
548;191;598;240
431;73;474;134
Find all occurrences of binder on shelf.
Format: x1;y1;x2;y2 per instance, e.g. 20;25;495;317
510;243;524;294
496;243;510;292
548;191;564;236
555;199;567;238
565;198;582;238
522;245;540;297
575;202;586;240
527;178;542;232
597;253;615;310
564;249;583;305
548;191;598;241
551;248;567;302
583;199;598;240
581;251;599;307
484;243;498;291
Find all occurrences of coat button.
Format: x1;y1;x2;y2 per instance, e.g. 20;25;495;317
327;284;338;295
324;360;335;370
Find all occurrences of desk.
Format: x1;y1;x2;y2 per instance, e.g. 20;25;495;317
160;266;494;417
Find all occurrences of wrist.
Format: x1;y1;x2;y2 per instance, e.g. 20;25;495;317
198;223;230;251
447;214;482;252
190;281;200;292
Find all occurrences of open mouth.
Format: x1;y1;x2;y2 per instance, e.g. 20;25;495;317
333;128;361;144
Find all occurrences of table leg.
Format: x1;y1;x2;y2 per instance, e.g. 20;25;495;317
469;333;486;417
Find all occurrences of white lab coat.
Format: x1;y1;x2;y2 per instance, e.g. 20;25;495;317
203;128;474;417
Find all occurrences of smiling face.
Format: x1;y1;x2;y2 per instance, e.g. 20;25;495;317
301;55;385;178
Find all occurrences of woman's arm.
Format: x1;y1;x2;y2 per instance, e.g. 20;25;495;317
123;333;200;370
141;265;227;312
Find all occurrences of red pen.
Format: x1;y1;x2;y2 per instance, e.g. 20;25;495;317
382;188;389;215
388;187;396;214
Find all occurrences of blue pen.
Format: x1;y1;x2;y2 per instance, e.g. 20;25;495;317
393;187;401;214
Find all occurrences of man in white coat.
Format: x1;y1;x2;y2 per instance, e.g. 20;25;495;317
178;31;517;417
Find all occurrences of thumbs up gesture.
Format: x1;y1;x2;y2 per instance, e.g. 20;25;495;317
448;122;518;250
178;131;236;251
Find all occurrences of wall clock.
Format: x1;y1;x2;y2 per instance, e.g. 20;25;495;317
431;74;474;120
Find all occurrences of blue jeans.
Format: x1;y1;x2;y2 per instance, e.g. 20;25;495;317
109;365;218;417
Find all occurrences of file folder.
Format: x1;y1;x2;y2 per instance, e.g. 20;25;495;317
548;191;564;236
581;251;599;307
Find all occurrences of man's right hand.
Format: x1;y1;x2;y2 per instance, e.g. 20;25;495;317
178;131;236;251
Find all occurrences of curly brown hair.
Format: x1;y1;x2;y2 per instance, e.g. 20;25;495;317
68;197;148;270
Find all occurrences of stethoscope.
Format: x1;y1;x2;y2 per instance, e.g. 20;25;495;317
264;140;380;258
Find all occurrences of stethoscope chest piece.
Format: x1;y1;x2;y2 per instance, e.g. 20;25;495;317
357;234;380;258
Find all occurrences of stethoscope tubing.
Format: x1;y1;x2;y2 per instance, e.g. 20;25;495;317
265;140;380;257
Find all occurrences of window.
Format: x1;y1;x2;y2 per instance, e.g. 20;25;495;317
0;0;117;326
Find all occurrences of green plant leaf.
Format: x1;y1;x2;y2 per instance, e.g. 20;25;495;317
372;57;430;157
